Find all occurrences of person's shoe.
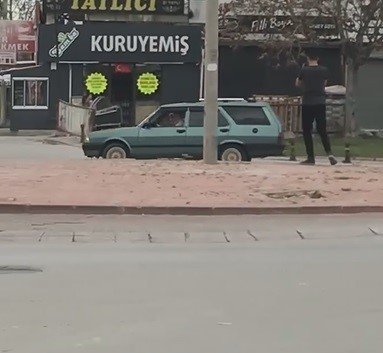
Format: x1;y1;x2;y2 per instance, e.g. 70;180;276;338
328;155;338;166
300;158;315;165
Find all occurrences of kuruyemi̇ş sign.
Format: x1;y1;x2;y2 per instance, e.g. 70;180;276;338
86;73;108;94
137;73;159;95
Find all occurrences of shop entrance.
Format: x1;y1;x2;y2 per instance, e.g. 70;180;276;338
111;64;134;126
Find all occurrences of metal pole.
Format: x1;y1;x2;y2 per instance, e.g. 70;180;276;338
203;0;219;164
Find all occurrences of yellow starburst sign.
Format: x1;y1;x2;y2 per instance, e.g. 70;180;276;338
137;73;159;95
85;73;108;95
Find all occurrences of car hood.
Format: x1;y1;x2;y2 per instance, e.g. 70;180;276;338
89;127;139;139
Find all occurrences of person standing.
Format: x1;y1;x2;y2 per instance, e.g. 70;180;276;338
296;52;338;165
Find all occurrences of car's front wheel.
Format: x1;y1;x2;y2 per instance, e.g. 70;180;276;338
219;144;249;162
102;143;129;159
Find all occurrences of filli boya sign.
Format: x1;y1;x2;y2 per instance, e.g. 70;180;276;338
43;0;185;15
39;23;202;63
250;16;337;35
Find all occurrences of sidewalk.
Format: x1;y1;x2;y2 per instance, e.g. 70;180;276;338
0;159;382;214
0;129;55;137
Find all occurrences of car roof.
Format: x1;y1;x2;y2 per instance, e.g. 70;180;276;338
160;101;269;109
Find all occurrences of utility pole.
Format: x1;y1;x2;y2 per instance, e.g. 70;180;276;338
203;0;219;164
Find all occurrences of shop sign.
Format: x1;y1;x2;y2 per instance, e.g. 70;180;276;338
219;15;338;38
39;23;202;63
85;72;108;94
249;16;338;35
137;72;159;95
43;0;185;15
0;20;36;65
49;28;79;58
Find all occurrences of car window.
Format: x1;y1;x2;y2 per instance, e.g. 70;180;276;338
223;106;271;126
188;109;229;127
152;109;186;128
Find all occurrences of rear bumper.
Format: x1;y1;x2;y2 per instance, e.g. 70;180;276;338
82;143;101;158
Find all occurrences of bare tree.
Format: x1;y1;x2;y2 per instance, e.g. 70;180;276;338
10;0;36;20
231;0;383;134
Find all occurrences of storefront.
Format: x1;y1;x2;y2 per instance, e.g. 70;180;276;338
9;22;202;130
218;14;343;99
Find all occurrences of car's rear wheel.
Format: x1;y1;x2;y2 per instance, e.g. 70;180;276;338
219;144;249;162
102;143;129;159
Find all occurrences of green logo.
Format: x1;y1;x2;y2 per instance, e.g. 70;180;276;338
49;28;79;58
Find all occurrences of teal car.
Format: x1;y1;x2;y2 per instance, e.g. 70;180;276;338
82;101;284;162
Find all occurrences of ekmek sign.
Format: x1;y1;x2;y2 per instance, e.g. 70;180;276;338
39;23;201;63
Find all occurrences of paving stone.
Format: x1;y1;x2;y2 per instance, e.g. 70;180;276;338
186;232;227;243
224;231;257;243
148;232;185;244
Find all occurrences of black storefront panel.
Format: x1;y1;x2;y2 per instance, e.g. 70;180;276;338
161;63;200;104
218;45;343;98
38;23;202;64
71;64;86;97
10;64;58;130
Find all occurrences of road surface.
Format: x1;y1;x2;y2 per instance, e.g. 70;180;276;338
0;135;80;160
1;214;383;353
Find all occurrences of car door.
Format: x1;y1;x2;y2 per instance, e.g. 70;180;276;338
221;105;280;157
185;107;231;158
137;107;188;158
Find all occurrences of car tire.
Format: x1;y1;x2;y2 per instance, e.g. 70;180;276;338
219;144;249;162
102;143;129;159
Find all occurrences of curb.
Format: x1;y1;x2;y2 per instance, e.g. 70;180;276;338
42;137;81;148
0;204;382;215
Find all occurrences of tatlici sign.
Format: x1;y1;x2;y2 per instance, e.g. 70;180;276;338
44;0;185;15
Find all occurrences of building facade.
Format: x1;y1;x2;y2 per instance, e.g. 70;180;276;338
8;0;203;130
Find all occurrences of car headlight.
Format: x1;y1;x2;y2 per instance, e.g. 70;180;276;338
84;137;90;143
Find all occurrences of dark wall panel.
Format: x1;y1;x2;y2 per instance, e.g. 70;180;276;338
357;59;383;129
10;64;54;130
160;64;201;104
219;45;343;99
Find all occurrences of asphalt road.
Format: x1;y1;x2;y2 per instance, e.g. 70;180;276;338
0;136;81;160
1;214;383;353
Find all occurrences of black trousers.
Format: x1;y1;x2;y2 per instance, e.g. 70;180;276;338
302;104;332;159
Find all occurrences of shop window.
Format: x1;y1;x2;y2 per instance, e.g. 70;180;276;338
223;106;271;126
12;78;49;109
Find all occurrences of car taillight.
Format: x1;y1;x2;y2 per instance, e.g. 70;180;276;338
278;132;284;144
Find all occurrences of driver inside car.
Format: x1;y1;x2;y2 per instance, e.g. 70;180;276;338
156;112;184;127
